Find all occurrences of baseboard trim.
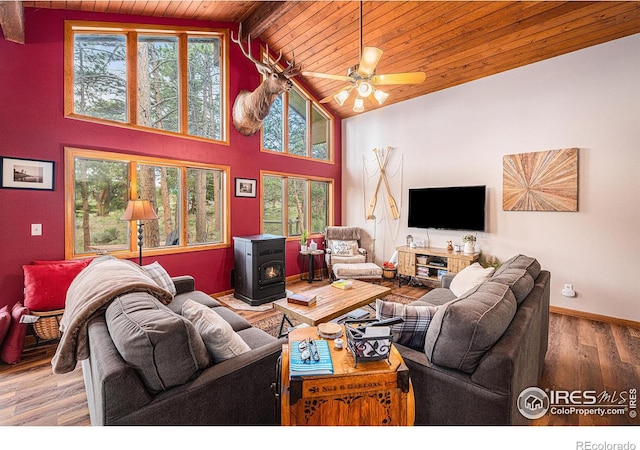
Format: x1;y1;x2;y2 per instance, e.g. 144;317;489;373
551;306;640;329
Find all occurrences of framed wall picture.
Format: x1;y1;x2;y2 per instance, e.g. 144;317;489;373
235;177;257;198
1;157;55;190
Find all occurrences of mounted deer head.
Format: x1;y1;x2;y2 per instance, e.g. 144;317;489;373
231;24;302;137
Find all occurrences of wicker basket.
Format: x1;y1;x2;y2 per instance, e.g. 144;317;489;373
31;309;64;341
382;268;397;279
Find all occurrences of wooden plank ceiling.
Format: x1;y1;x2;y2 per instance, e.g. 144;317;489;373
12;1;640;119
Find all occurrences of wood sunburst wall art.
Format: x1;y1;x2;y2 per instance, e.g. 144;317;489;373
503;148;578;211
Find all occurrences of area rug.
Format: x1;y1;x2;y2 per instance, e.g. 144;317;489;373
251;293;418;338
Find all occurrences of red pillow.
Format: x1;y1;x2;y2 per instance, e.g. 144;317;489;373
0;305;10;348
23;259;91;311
0;302;29;365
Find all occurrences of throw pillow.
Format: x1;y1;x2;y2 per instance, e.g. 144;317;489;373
181;299;251;363
23;259;92;311
105;292;210;392
0;302;30;365
376;299;438;351
143;261;177;296
0;306;10;348
332;240;357;256
449;262;496;297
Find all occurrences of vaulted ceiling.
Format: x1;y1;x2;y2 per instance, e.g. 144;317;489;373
6;1;640;118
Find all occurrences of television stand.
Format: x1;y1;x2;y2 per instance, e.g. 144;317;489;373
396;245;479;287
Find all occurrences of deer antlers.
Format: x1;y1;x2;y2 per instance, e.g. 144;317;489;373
231;23;301;77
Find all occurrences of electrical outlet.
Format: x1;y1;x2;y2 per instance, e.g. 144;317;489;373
562;283;576;298
31;224;42;236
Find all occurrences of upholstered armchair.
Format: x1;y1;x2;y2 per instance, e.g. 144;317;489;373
323;226;368;280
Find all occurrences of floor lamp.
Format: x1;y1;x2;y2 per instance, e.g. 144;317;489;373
121;199;158;265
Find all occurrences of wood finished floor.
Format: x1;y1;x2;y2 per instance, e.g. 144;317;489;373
0;279;638;426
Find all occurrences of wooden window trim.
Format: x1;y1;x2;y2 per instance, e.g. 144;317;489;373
260;48;334;164
259;170;334;241
64;146;231;261
64;20;230;145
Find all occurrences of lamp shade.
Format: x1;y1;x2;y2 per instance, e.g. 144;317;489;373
121;199;158;221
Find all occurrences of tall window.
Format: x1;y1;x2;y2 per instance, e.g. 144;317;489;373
261;172;332;238
65;147;229;260
66;22;227;143
261;55;331;161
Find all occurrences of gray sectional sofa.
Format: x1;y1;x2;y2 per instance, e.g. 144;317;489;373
80;273;285;426
392;254;550;425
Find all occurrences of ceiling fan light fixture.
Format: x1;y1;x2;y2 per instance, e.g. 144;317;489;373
353;96;365;113
373;88;389;105
334;88;351;106
357;80;373;97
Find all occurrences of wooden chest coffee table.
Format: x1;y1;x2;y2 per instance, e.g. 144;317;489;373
272;280;391;337
279;326;415;426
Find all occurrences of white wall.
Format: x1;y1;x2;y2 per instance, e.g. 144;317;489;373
343;34;640;322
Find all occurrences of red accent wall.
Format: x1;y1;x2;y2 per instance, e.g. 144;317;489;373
0;8;342;309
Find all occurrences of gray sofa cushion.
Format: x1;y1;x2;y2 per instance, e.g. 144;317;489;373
413;287;456;306
490;268;534;304
105;292;211;393
494;254;541;280
424;281;517;373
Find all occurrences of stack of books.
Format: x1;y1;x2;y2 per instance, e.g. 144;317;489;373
287;292;316;306
289;339;334;376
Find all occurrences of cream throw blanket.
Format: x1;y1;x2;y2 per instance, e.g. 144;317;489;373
51;258;173;374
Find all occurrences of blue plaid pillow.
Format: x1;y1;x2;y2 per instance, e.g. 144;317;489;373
376;299;438;350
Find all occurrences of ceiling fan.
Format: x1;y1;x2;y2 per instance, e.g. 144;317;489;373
302;1;426;112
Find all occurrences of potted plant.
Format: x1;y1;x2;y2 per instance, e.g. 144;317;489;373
462;234;477;254
300;230;308;252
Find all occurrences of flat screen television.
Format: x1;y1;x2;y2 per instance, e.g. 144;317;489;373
408;185;486;231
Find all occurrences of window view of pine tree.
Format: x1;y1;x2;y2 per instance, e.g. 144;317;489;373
71;29;222;140
187;168;223;245
138;36;179;132
74;158;129;254
311;181;328;233
73;34;127;122
311;106;329;160
137;165;180;248
188;37;222;140
263;176;284;235
288;178;307;237
262;95;283;151
288;89;307;156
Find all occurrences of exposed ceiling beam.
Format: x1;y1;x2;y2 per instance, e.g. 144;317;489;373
241;1;300;39
0;0;24;44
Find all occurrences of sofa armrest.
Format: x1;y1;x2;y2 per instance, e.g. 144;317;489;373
84;317;153;425
172;275;195;294
112;338;287;425
441;273;455;289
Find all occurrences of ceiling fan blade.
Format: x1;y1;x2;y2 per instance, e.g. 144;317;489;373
358;47;383;77
371;72;426;85
302;71;353;82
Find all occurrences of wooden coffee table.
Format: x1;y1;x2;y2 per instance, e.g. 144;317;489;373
272;280;391;338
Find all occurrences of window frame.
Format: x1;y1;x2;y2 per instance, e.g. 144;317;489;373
64;146;231;261
260;51;333;163
64;21;230;144
260;170;334;240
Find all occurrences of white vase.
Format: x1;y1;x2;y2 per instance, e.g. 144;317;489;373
309;239;317;251
301;245;308;252
464;242;475;254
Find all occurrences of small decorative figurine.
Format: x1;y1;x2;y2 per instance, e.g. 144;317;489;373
447;241;453;251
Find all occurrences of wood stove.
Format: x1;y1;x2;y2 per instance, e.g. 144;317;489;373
233;234;286;306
